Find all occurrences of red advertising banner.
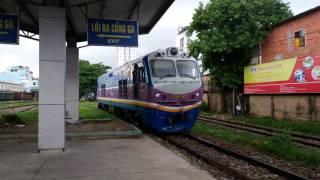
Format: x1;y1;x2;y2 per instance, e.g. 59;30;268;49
244;55;320;94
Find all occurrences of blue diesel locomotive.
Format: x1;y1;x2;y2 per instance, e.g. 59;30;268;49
97;47;202;133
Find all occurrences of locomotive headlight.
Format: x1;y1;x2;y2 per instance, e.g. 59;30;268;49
196;92;200;97
170;47;178;56
155;93;161;98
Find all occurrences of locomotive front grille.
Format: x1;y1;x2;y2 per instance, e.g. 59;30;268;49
168;113;186;124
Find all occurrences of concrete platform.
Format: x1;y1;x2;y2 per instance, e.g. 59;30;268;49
0;136;215;180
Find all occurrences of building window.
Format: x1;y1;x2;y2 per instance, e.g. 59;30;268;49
294;30;305;48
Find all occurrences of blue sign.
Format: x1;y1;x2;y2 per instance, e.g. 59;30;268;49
87;18;138;47
0;14;19;44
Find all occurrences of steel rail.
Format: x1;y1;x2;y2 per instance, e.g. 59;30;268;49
182;134;309;180
165;136;252;180
19;105;38;112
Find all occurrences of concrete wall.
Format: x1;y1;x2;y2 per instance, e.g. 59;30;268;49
201;75;233;114
202;92;233;114
249;95;320;121
316;96;320;120
202;94;208;104
208;93;223;113
249;96;272;117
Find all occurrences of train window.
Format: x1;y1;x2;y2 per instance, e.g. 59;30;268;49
139;67;146;82
118;71;123;81
176;60;199;78
150;59;176;78
125;67;130;82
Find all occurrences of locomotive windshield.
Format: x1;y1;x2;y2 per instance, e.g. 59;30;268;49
151;59;176;79
176;60;199;78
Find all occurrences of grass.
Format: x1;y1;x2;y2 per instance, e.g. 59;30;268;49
0;100;26;105
200;102;209;112
192;122;320;167
0;114;24;125
200;111;320;137
79;101;115;120
0;101;114;125
234;116;320;137
16;110;38;123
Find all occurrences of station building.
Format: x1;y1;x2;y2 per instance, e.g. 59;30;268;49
248;6;320;121
0;81;24;92
0;66;39;92
176;26;189;52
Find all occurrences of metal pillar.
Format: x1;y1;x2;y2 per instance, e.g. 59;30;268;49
66;46;79;123
38;6;66;151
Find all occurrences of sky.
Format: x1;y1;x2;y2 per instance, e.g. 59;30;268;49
0;0;320;78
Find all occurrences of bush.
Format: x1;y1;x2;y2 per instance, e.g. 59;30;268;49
1;114;24;125
200;102;209;112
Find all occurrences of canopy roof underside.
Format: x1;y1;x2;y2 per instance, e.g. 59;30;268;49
0;0;174;42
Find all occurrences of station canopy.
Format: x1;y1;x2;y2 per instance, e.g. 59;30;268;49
0;0;174;42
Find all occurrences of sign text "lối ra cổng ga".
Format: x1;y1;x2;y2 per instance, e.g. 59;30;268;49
87;18;138;47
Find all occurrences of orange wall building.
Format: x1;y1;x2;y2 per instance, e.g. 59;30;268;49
248;6;320;121
261;6;320;63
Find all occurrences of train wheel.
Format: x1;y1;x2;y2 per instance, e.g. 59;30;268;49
118;108;125;119
127;111;134;123
113;107;117;115
123;110;129;122
114;107;121;116
110;106;116;114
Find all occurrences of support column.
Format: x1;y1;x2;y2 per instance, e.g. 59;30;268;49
66;46;79;123
38;6;66;150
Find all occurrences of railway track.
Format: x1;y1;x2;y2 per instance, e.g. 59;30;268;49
20;105;38;112
0;104;38;113
0;104;37;110
165;134;309;180
198;115;320;148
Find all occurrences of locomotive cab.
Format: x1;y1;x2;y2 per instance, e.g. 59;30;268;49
148;47;202;105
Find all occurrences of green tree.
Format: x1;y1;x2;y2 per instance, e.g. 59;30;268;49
79;60;111;99
188;0;292;89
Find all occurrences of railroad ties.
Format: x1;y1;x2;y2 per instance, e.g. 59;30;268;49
164;134;309;180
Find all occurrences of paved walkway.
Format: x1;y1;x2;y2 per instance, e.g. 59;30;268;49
0;136;215;180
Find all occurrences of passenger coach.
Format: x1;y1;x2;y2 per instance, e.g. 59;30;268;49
97;47;202;133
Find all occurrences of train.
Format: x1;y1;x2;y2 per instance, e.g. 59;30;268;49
97;47;203;133
0;92;34;101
